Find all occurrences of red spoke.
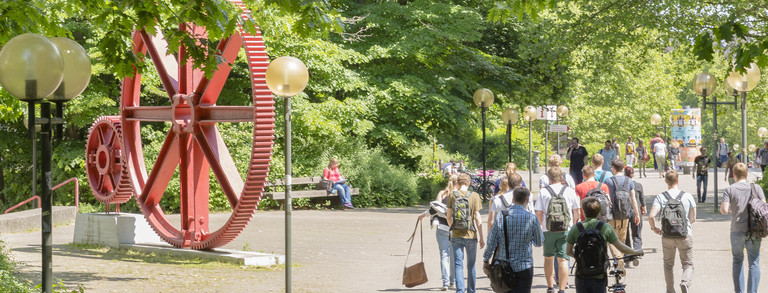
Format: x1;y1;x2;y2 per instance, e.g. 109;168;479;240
179;133;211;238
196;124;242;208
97;174;105;192
196;34;243;105
198;106;253;123
141;131;181;207
124;106;174;122
140;30;178;98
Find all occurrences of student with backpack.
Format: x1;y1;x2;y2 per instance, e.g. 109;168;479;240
446;173;484;293
624;167;645;251
540;154;577;188
488;173;531;235
603;159;641;271
720;162;766;293
591;154;613;183
535;167;581;293
598;140;618;172
648;170;697;293
566;197;643;293
575;165;611;221
483;187;543;293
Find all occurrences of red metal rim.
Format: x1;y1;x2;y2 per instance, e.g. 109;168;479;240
120;2;274;249
85;116;133;204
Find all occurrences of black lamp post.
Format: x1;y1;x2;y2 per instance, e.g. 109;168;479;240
502;108;519;163
522;105;537;188
726;63;761;164
0;34;91;293
265;56;309;293
473;88;494;199
556;105;569;156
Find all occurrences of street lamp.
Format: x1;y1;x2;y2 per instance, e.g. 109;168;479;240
758;127;768;142
473;88;494;199
727;63;761;164
523;105;537;188
0;33;90;293
502;108;519;163
650;113;668;142
556;105;568;157
265;56;309;293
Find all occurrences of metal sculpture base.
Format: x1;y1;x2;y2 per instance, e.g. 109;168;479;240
73;213;284;266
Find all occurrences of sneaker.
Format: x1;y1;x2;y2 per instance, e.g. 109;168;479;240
441;287;447;291
680;283;689;293
558;290;566;293
547;288;555;293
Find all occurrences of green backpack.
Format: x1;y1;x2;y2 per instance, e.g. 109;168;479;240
451;191;475;232
545;185;570;232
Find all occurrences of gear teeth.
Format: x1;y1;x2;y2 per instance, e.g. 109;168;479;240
85;116;134;204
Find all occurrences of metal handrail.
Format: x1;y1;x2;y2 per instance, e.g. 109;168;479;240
4;177;80;214
5;195;41;214
52;177;79;213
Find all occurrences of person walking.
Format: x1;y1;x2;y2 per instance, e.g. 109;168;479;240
623;167;645;252
535;167;581;293
725;152;739;185
591;154;613;183
612;138;622;159
598;140;617;172
604;159;641;271
483;187;543;293
540;154;576;188
417;175;457;290
668;143;680;171
653;138;668;178
720;162;765;293
648;170;697;293
650;133;665;170
566;197;644;293
575;165;610;221
625;136;637;169
488;173;530;235
446;173;484;293
718;138;729;167
636;139;649;178
757;142;768;173
693;147;710;203
567;137;589;184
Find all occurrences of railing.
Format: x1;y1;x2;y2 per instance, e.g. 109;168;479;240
5;195;41;214
4;177;80;214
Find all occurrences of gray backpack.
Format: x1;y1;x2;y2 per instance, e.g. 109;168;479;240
611;177;632;220
451;191;475;231
545;185;570;232
661;191;688;238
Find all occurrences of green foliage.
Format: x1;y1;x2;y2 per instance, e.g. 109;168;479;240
344;149;418;207
416;173;447;202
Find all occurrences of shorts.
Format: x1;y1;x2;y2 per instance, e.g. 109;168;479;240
543;231;569;259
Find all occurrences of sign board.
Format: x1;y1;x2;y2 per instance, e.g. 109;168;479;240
670;108;702;163
536;105;557;121
549;124;568;133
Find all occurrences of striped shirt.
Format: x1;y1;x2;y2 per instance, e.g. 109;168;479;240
483;205;543;272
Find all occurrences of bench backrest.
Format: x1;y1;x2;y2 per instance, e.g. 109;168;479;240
267;176;324;187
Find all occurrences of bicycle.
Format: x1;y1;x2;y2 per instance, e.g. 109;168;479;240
608;254;641;293
468;170;496;201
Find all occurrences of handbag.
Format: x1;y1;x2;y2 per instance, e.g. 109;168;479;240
318;179;334;192
402;218;428;288
488;210;518;292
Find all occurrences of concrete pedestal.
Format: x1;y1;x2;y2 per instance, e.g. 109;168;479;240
73;213;284;266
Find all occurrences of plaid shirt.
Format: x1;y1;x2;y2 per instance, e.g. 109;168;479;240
483;205;543;272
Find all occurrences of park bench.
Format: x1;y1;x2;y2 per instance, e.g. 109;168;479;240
264;176;359;204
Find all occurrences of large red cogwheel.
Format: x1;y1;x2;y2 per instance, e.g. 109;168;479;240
85;116;133;204
98;1;273;249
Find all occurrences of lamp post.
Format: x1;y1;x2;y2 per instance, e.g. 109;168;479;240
650;113;668;142
727;63;761;164
556;105;569;156
759;127;768;143
473;89;494;199
265;56;309;293
523;106;537;188
502;108;519;163
0;34;90;293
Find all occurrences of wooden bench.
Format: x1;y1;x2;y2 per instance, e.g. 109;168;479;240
264;176;359;201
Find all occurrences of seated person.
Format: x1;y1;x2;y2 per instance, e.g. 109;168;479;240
324;157;353;209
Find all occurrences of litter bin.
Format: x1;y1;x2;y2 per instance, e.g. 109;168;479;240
532;151;541;174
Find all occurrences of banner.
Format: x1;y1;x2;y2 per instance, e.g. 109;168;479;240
670;108;702;163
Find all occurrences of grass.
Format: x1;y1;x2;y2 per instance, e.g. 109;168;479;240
62;243;287;271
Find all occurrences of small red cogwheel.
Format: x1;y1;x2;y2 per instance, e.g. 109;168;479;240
85;116;134;204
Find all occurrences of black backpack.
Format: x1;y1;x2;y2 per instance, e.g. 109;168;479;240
451;191;475;231
574;221;608;277
747;183;768;238
585;172;613;221
611;177;633;220
545;185;570;232
661;191;688;238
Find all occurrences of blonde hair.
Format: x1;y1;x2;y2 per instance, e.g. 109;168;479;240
548;154;562;167
505;162;518;178
497;180;509;196
591;154;604;168
444;175;458;194
733;163;748;180
664;170;679;186
547;167;563;184
327;157;339;169
582;165;595;178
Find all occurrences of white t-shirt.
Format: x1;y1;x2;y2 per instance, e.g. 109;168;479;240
653;188;697;236
539;172;577;188
654;142;667;156
534;183;581;232
490;191;534;214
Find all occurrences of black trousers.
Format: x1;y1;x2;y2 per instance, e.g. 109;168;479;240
624;214;643;250
575;277;607;293
501;267;533;293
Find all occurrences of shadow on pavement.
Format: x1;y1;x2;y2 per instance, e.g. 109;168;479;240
11;243;222;266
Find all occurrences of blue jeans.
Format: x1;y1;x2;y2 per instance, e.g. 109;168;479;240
731;231;762;293
720;154;728;167
436;229;455;287
696;175;708;202
334;183;351;205
452;237;477;293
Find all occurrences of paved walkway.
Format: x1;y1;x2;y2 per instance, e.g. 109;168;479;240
1;168;767;292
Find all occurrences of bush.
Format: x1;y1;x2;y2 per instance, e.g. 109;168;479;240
417;173;448;202
343;149;419;207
